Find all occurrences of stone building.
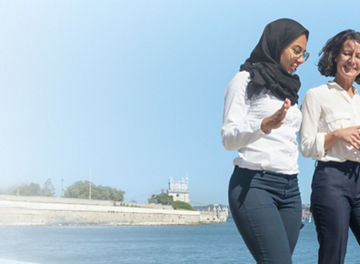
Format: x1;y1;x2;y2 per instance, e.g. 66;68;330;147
167;177;190;203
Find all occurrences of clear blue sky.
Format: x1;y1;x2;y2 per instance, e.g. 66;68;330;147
0;0;359;205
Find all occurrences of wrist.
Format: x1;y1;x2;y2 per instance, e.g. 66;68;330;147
331;129;341;139
260;119;271;134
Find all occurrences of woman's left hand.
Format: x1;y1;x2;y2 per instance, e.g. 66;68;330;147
325;125;360;151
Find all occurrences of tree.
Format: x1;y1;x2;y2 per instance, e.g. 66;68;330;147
171;200;194;211
64;181;124;201
64;181;89;199
9;179;56;197
41;179;55;197
148;193;173;205
148;193;194;210
10;182;42;196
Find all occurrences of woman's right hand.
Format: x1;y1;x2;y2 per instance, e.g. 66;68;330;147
260;98;291;134
326;126;360;151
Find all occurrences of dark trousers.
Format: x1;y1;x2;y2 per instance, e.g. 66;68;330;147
311;160;360;264
228;166;302;264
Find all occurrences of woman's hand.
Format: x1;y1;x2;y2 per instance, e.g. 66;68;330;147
325;126;360;151
260;98;291;133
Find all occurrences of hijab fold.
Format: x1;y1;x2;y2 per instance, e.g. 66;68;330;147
240;18;309;105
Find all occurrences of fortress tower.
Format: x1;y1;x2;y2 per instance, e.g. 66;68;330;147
167;177;190;203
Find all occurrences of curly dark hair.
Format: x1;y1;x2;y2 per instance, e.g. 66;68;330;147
318;29;360;84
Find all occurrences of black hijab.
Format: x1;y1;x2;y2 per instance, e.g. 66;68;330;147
240;18;309;105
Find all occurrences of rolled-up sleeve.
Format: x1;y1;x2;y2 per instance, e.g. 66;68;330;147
300;90;326;159
221;72;265;150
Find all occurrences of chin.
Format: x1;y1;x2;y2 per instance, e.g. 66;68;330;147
341;72;358;79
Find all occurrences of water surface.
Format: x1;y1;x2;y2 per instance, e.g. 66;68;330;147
0;222;358;264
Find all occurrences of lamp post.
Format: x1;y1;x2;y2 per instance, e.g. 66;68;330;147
89;168;92;200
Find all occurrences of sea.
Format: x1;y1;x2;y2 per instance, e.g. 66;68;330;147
0;221;358;264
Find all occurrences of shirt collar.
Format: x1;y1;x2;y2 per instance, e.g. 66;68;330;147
327;81;359;95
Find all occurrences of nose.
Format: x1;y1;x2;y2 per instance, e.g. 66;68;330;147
297;55;305;64
349;53;356;64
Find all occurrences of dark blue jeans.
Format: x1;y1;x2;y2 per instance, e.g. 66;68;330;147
228;166;302;264
311;160;360;264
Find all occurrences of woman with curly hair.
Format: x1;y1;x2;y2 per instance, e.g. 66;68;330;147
300;30;360;264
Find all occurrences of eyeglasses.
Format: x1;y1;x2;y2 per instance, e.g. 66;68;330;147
291;46;310;61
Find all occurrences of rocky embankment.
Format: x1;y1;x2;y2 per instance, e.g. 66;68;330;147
0;195;228;226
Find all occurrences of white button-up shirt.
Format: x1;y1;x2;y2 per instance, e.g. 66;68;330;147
221;71;302;175
300;82;360;162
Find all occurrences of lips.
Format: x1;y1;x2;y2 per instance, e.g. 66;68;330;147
289;64;298;73
343;64;357;74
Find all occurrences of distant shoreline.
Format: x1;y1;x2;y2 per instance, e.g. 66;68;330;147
0;195;228;226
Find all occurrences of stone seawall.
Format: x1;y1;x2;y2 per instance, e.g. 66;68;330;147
0;195;227;226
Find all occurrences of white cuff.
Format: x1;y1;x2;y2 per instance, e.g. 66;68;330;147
250;119;267;136
315;133;327;158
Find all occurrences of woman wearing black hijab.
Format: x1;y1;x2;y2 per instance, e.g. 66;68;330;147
221;18;309;263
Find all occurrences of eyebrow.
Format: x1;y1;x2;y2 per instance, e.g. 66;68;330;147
292;45;306;52
342;48;360;52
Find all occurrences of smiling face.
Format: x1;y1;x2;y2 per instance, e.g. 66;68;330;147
279;34;308;74
335;39;360;83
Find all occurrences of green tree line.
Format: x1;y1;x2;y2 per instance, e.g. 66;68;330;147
6;179;125;202
148;192;193;211
65;181;124;201
9;179;55;197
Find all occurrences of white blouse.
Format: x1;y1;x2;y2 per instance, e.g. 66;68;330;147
300;82;360;162
221;71;302;175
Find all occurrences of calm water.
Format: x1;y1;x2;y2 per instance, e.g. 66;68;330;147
0;221;358;264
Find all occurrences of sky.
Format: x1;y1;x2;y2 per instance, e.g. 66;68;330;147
0;0;359;205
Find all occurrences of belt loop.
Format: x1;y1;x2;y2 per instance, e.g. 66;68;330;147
314;160;318;168
354;162;360;181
